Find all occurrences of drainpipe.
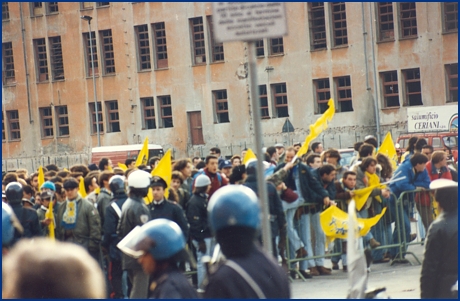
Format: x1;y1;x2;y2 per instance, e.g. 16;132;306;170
361;3;370;91
368;2;381;145
19;3;33;124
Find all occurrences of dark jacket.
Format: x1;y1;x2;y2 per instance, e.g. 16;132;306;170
118;196;151;270
96;188;113;232
420;210;458;299
300;164;330;206
186;193;211;242
274;163;296;191
149;266;198;299
148;199;189;240
102;193;127;260
243;175;286;237
204;245;290;299
334;180;354;212
10;202;42;244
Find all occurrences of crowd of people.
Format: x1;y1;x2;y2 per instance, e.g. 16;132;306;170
1;136;458;299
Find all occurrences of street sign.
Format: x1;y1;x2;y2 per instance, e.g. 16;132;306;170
282;118;295;133
212;2;288;43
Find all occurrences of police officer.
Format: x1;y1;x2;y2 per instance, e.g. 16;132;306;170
2;202;23;255
118;218;198;299
102;175;128;299
204;185;290;298
118;170;152;299
148;176;189;240
5;182;41;245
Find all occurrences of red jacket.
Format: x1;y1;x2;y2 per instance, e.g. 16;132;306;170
192;168;228;198
426;161;452;182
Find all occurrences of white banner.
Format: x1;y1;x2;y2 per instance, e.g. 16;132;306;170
407;105;458;133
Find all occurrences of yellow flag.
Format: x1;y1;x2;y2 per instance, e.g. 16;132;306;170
45;201;55;240
151;149;172;198
353;184;384;211
320;205;387;240
94;187;100;195
377;132;398;171
38;166;45;191
243;148;257;164
108;165;113;172
144;188;153;205
63;168;69;172
135;137;149;166
79;177;87;198
297;98;335;157
118;163;128;171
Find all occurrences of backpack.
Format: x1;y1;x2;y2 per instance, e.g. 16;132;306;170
191;169;222;191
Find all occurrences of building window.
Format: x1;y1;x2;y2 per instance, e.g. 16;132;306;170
259;85;270;119
2;42;15;84
152;22;168;69
2;2;9;21
330;2;348;47
271;83;289;118
31;2;43;17
40;107;53;138
34;38;49;82
446;63;458;103
402;68;422;106
269;37;284;55
399;3;417;38
190;17;206;65
83;32;98;76
55;105;69;136
46;2;58;14
100;29;116;75
49;36;64;81
81;2;93;9
159;95;173;128
380;71;400;107
7;110;20;141
309;2;327;50
377;2;394;41
207;16;224;62
96;2;110;7
89;102;104;134
141;97;156;129
314;78;331;114
443;2;458;33
135;24;151;71
255;40;264;57
213;90;229;123
106;100;120;132
334;76;353;112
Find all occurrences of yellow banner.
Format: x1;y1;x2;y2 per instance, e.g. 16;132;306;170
297;98;335;157
377;132;398;171
45;201;55;240
354;184;384;211
320;205;387;240
242;148;257;164
38;166;45;191
79;176;87;198
151;149;172;199
135;137;149;166
118;163;128;171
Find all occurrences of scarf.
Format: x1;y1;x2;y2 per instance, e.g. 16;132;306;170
61;198;78;230
365;171;382;203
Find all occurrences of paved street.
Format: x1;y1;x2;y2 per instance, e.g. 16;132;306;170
291;243;424;299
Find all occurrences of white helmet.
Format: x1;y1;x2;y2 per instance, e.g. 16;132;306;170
127;170;151;189
195;174;211;188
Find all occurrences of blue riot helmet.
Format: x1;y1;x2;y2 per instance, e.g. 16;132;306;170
5;182;23;205
2;202;23;247
118;218;187;262
208;185;260;233
109;175;126;195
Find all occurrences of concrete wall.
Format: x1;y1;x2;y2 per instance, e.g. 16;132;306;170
2;2;458;169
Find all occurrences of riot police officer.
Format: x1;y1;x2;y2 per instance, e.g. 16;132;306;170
118;218;198;299
2;202;23;255
204;185;290;298
118;170;152;299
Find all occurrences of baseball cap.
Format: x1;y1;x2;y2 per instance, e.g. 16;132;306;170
40;191;54;200
275;143;284;148
219;160;232;170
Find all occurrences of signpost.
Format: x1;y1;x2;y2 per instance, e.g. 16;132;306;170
212;2;288;254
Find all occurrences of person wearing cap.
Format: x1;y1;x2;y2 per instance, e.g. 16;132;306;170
218;160;233;178
185;174;213;290
243;160;287;261
204;185;290;298
55;178;102;262
36;191;55;237
102;175;128;299
5;182;42;245
275;143;286;165
420;179;458;299
148;176;189;240
118;170;152;299
40;180;56;193
118;219;198;298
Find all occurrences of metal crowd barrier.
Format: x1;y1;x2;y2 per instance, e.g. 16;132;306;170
285;190;434;281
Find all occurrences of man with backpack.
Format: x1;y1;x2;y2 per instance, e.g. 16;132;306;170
192;155;228;198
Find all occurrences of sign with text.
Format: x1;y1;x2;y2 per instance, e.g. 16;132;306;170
212;2;287;43
407;105;458;133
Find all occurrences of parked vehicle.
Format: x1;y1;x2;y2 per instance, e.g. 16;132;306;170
91;144;164;166
338;148;355;168
396;131;458;162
